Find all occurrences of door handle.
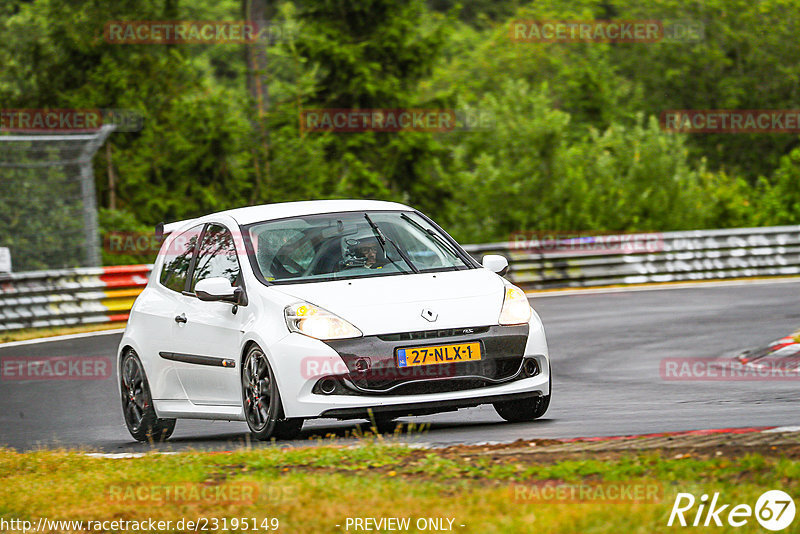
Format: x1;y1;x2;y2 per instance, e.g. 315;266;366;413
174;313;187;324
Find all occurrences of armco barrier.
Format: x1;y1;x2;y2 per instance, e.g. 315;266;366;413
463;225;800;289
1;225;799;331
0;265;151;332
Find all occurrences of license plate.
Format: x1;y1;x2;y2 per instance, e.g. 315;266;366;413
396;342;481;368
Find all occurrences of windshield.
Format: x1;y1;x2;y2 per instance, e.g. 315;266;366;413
244;211;472;284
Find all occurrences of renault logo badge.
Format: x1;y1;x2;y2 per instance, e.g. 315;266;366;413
421;308;438;322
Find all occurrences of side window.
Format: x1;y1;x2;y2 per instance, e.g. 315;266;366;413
190;224;241;292
159;225;203;292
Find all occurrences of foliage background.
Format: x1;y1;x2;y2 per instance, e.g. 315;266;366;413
1;0;799;266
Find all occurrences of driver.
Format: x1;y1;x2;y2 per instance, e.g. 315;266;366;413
354;237;386;269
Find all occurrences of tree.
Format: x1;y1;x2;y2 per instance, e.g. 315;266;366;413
291;0;453;211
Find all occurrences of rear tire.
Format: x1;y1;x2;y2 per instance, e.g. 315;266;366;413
120;349;176;442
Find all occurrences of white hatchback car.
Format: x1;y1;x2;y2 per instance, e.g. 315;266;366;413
117;200;551;441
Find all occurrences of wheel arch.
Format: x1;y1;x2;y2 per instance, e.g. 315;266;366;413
240;339;259;377
118;343;134;363
239;335;281;375
116;344;135;395
239;338;290;420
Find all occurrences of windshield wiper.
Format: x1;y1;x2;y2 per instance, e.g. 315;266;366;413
363;213;419;273
400;213;466;268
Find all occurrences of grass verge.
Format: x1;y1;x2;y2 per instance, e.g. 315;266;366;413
0;438;797;533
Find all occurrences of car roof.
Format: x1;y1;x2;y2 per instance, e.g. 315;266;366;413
226;199;413;225
163;199;414;234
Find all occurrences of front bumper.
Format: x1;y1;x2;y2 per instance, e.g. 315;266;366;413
319;325;529;395
270;318;550;419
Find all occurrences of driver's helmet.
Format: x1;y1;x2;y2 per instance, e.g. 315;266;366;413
346;236;385;265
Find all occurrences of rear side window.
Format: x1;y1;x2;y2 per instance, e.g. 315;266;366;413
159;225;203;292
190;224;241;291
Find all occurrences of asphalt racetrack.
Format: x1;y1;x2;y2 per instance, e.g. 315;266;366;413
1;279;798;452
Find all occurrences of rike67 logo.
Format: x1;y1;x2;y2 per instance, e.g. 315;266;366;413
668;490;795;530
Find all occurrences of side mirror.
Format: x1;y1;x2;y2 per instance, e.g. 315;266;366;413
482;254;509;276
195;277;239;302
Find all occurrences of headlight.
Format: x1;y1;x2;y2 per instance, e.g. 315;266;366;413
499;285;532;326
285;302;362;340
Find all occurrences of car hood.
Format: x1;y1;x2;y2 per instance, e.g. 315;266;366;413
269;268;506;335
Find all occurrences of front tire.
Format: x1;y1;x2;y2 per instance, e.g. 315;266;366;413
493;394;550;422
494;363;551;423
120;349;176;442
367;410;400;433
242;345;301;440
272;418;304;440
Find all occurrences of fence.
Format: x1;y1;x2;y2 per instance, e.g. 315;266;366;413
1;225;799;332
0;125;115;272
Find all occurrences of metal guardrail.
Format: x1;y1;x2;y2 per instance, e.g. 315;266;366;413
1;225;799;331
464;225;800;289
0;265;150;332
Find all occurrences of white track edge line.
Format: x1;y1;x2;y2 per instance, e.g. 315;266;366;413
0;328;126;348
